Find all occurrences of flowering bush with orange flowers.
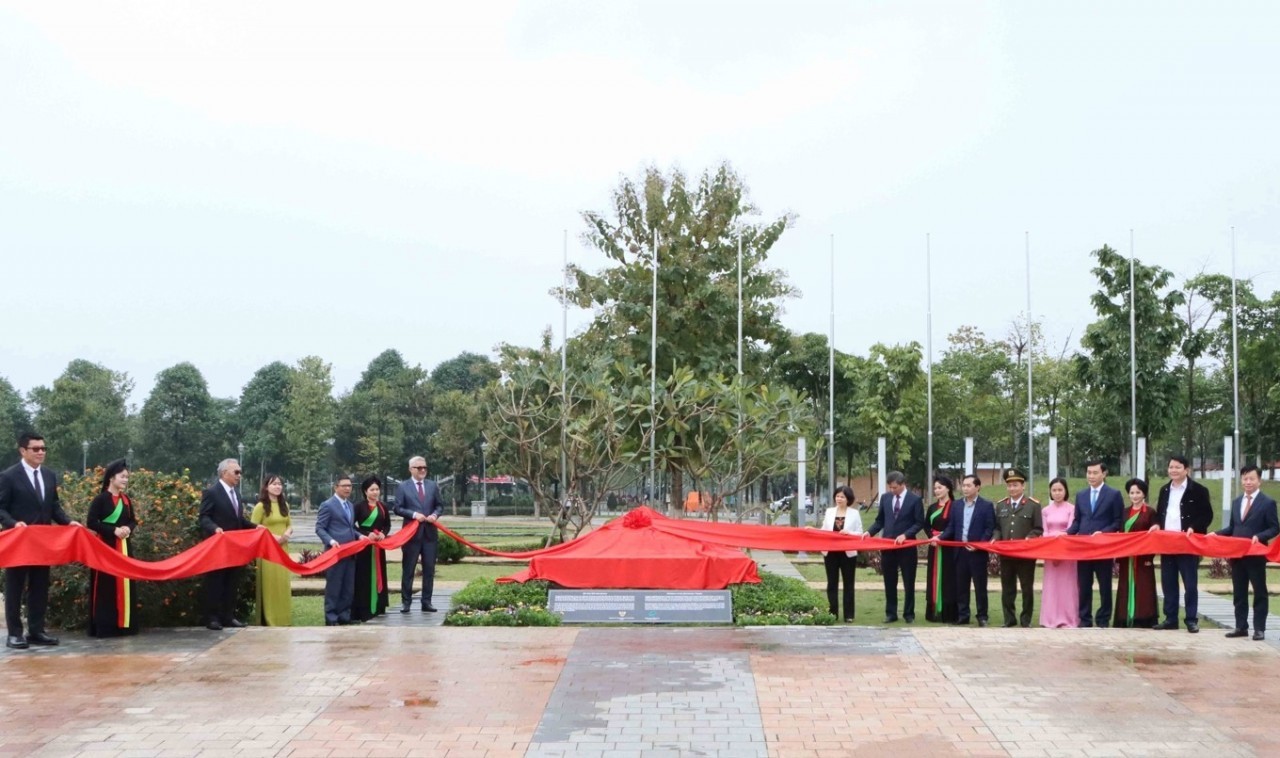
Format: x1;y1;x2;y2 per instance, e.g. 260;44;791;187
45;468;257;630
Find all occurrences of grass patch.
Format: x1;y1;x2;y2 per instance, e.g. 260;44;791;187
444;578;560;626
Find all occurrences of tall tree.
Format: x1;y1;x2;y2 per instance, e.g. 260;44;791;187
1175;273;1233;457
0;376;32;468
136;362;222;476
565;163;797;506
1075;245;1184;466
430;388;484;513
282;356;336;510
855;343;927;478
235;361;295;484
28;360;133;473
335;349;427;480
430;352;499;395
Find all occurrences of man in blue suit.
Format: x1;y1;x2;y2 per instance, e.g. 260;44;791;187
866;471;926;622
316;475;364;626
1067;460;1124;627
394;456;446;613
1212;465;1279;640
933;474;996;626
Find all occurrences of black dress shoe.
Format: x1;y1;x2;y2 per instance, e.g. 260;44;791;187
224;619;247;628
25;632;58;646
6;636;29;649
1002;621;1018;628
978;619;989;628
952;619;970;626
325;621;338;627
1254;631;1266;641
1226;628;1249;638
1187;621;1199;634
1154;620;1178;630
903;616;914;624
883;615;898;624
1080;621;1094;628
422;606;438;613
1020;622;1032;628
206;621;224;631
400;605;411;614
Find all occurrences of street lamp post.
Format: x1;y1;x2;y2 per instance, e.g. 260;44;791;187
237;442;245;497
127;447;134;464
481;442;489;504
81;440;89;473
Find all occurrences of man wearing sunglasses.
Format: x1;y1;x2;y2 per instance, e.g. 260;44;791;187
0;432;78;649
394;456;445;613
198;458;261;630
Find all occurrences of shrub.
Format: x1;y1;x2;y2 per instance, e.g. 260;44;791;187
444;578;559;626
1208;557;1231;579
46;468;256;630
436;533;468;564
731;572;836;626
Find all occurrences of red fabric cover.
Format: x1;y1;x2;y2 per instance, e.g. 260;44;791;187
496;507;759;589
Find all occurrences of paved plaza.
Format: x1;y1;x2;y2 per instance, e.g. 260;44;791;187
2;622;1278;757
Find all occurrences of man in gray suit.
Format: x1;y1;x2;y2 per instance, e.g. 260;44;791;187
394;456;445;612
316;475;364;626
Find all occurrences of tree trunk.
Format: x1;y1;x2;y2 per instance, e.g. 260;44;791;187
668;462;683;517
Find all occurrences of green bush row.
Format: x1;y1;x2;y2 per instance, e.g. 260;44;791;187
442;571;834;627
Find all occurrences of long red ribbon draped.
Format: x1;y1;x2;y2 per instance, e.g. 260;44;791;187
0;508;1274;581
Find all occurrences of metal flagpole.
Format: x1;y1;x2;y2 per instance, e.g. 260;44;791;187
737;234;743;520
828;234;836;507
925;233;934;487
1129;229;1137;473
1231;226;1241;493
561;230;569;511
1025;231;1033;496
650;230;659;509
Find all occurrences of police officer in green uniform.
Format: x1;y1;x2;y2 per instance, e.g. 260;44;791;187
993;468;1043;627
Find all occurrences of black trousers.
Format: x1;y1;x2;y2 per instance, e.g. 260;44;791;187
954;550;989;622
823;552;856;620
324;555;356;623
881;547;917;620
1000;557;1037;626
1230;556;1268;632
1077;559;1114;627
204;567;242;624
1160;554;1200;624
401;537;438;608
4;566;50;637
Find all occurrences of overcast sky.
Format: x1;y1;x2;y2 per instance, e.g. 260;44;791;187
3;1;1278;405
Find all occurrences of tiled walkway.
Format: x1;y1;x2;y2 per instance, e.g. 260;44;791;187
4;624;1279;757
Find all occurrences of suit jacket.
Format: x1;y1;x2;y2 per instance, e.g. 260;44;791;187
198;482;255;537
868;490;926;540
819;506;864;557
1154;478;1214;534
0;462;71;528
939;498;996;543
1216;491;1280;544
1067;483;1124;535
994;497;1044;541
316;495;360;547
394;477;445;542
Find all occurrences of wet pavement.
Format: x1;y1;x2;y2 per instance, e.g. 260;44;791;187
3;624;1279;757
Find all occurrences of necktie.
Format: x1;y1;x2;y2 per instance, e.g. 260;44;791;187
1090;489;1098;513
230;487;240;514
1243;494;1253;520
343;500;352;523
32;469;43;501
893;495;901;517
417;481;425;502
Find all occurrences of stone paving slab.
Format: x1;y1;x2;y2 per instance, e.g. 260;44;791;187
4;625;1280;756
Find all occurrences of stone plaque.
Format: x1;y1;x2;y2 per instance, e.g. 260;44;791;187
548;590;733;624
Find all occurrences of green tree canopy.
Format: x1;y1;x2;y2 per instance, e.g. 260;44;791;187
29;360;133;473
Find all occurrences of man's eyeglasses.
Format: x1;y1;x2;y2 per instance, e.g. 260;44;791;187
411;466;426;471
25;446;47;452
231;470;242;475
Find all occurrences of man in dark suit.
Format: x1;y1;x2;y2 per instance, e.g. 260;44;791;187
1212;465;1279;641
0;432;78;649
1066;459;1124;627
316;475;364;626
1151;455;1213;633
198;458;259;630
866;471;926;623
993;468;1044;628
394;456;445;613
933;474;995;627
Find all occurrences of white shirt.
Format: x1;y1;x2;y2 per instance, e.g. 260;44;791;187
221;481;240;511
21;460;42;498
1164;481;1186;531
